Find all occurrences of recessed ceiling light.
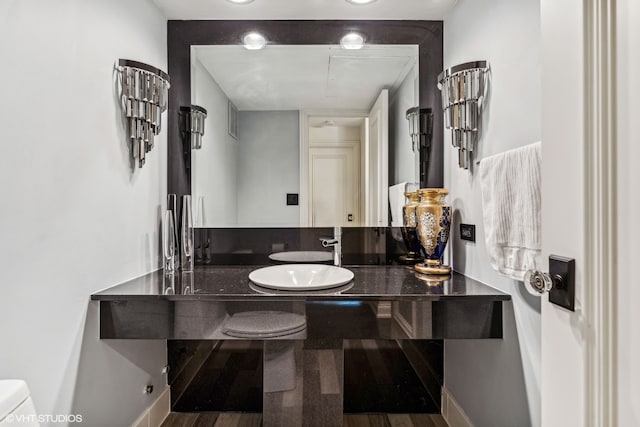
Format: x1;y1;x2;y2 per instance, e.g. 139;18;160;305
227;0;255;4
243;32;266;50
340;33;365;50
345;0;377;4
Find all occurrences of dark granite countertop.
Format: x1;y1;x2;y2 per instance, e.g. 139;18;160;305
91;265;510;302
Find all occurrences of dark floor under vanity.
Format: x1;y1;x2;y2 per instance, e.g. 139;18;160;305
161;412;448;427
169;338;443;417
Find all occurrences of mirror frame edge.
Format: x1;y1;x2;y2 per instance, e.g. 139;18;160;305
167;20;444;203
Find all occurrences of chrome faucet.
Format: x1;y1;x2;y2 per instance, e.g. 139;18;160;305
320;226;342;266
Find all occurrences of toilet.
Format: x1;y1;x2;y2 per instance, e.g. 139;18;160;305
222;311;306;392
222;311;306;339
0;380;39;427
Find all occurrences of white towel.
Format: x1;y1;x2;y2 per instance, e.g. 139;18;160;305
480;142;542;281
389;182;407;227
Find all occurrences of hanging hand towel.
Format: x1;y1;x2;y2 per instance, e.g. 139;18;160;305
389;182;408;227
480;142;542;281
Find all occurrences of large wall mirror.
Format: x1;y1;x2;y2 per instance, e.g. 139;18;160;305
168;21;443;228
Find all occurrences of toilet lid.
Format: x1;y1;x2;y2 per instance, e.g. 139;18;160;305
222;311;306;338
0;380;30;420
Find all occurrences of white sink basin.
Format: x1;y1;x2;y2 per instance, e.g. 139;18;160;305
249;264;354;291
249;281;354;295
268;251;333;263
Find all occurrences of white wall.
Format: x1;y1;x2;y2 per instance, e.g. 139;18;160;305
389;63;419;185
191;57;239;227
443;0;541;426
0;1;168;426
616;0;640;424
237;111;300;226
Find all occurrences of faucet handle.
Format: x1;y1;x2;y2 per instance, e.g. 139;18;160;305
320;238;339;247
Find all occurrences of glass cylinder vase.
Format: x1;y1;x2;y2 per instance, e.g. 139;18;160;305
181;195;194;272
163;210;176;274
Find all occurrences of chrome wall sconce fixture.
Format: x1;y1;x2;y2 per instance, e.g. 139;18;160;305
180;105;208;150
406;107;433;152
437;61;489;169
117;59;170;168
406;107;433;187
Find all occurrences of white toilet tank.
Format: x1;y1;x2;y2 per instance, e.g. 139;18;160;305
0;380;39;427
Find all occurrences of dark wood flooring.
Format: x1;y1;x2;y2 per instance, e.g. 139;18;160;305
161;412;448;427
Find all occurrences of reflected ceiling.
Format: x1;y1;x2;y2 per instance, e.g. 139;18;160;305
193;45;417;111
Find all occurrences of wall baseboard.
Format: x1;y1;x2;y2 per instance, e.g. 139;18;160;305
131;386;171;427
442;387;474;427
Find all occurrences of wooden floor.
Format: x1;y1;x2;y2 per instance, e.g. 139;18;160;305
161;412;448;427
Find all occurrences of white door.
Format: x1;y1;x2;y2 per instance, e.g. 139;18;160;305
615;1;640;425
309;143;360;227
541;1;586;425
541;0;635;425
365;89;389;226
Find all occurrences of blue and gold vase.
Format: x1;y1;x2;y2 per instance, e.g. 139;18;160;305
400;191;424;263
414;188;452;275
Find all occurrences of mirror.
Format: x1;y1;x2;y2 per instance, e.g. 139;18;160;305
190;44;419;227
167;20;444;227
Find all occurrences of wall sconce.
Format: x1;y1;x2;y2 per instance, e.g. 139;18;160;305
406;107;433;152
117;59;170;168
180;105;208;149
437;61;489;169
406;107;433;187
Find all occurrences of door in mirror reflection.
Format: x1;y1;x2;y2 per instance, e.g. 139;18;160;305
309;131;360;227
366;89;389;227
304;90;389;227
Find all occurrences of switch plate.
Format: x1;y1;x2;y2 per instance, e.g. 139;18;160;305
286;193;299;206
548;255;575;311
459;224;476;242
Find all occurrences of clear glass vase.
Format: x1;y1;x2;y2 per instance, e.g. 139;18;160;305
163;210;176;274
181;195;194;271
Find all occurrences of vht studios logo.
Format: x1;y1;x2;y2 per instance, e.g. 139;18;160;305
4;414;83;424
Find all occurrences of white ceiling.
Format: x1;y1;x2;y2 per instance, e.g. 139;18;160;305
194;44;418;111
153;0;457;20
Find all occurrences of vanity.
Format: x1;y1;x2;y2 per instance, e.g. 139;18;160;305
92;263;508;426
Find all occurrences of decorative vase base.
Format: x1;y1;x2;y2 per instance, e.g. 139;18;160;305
399;254;423;264
414;262;452;275
415;272;452;285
